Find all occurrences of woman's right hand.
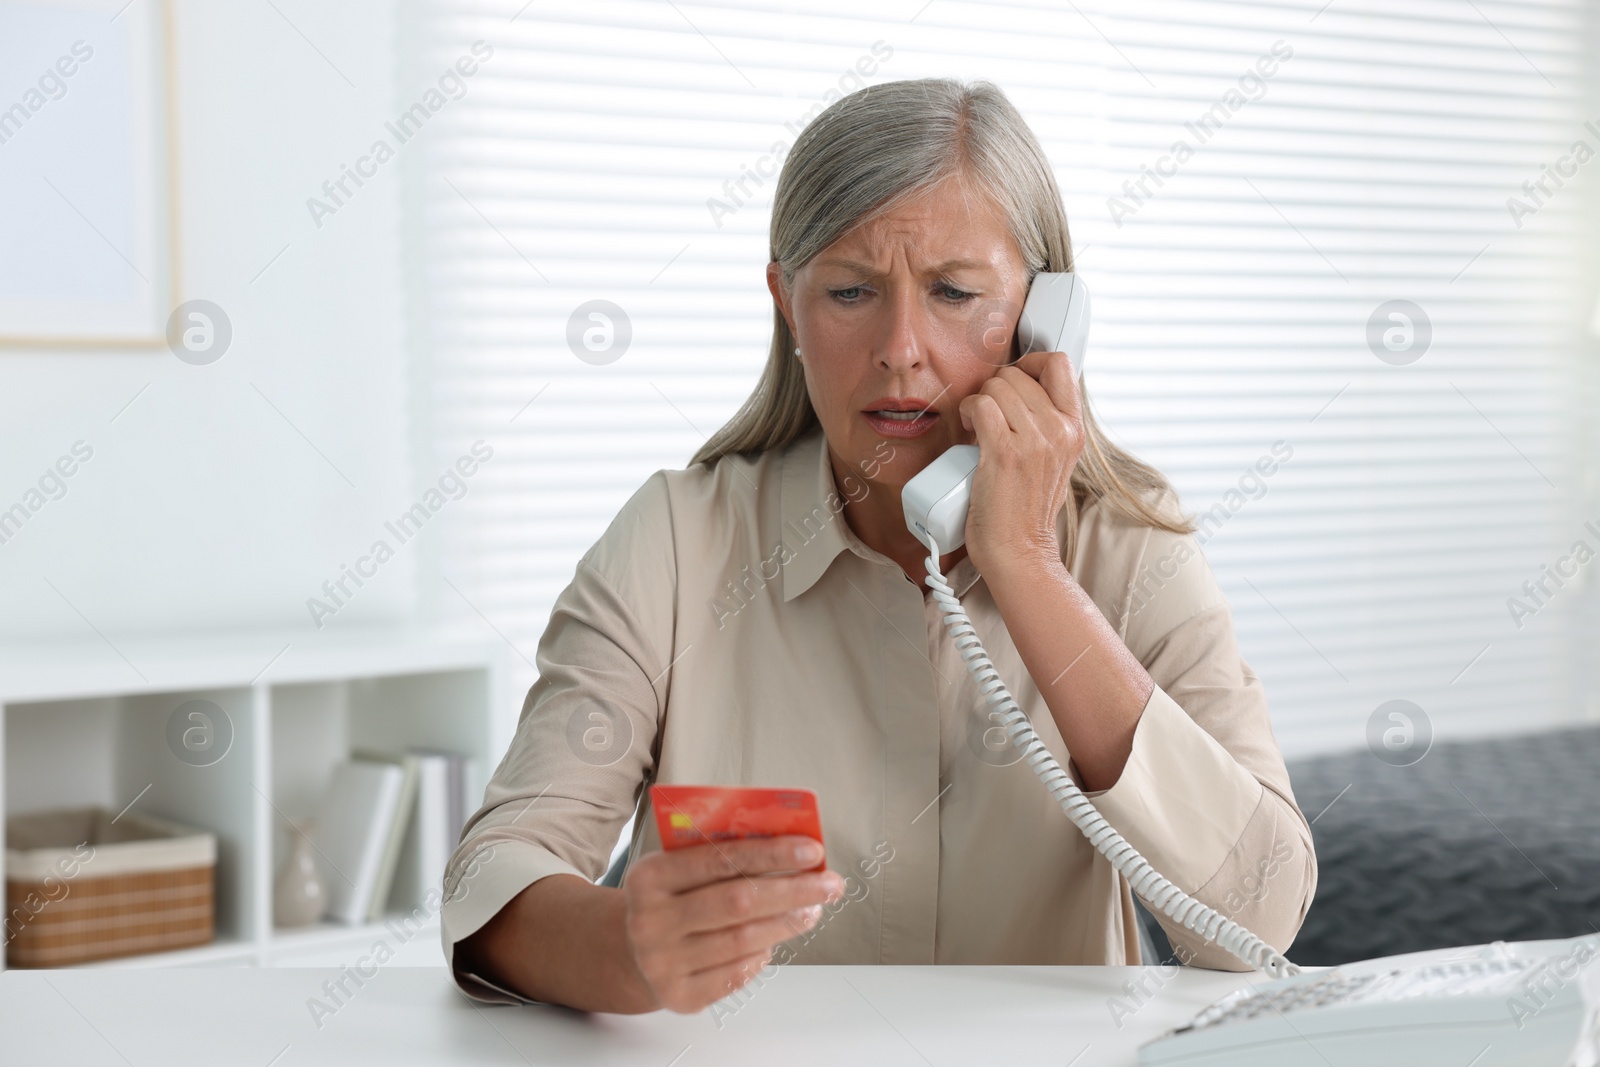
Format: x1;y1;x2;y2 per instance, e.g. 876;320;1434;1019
622;835;845;1013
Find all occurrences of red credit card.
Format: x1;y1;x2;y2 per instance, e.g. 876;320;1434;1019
649;784;825;871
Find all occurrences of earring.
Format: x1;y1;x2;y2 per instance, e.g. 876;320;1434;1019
794;346;802;357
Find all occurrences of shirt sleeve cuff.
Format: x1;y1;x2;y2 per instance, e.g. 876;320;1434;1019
1083;683;1263;891
440;838;589;1006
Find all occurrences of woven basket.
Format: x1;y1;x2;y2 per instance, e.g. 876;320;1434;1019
5;806;216;968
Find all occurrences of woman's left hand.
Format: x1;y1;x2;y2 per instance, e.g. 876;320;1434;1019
956;350;1085;580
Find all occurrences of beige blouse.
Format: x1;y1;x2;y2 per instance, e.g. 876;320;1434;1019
439;429;1317;1005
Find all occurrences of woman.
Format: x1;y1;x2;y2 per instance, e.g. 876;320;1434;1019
443;77;1315;1013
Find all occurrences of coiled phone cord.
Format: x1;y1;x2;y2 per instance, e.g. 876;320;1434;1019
923;542;1300;980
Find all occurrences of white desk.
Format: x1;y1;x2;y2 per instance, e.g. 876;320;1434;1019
0;964;1254;1065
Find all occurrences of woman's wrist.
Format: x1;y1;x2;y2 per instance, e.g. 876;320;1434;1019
457;874;658;1013
978;535;1068;592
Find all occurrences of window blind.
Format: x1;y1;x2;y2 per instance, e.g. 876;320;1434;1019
406;0;1596;757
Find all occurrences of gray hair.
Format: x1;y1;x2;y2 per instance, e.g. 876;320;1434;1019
692;77;1194;542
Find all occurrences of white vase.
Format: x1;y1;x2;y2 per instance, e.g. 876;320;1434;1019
274;818;328;928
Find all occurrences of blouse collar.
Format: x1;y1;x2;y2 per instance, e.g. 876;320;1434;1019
778;430;981;602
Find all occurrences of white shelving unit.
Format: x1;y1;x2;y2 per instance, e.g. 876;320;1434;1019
0;627;511;972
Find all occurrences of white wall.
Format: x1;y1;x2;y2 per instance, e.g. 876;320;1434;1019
0;0;418;643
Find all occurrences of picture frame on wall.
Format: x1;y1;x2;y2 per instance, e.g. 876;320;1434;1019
0;0;180;348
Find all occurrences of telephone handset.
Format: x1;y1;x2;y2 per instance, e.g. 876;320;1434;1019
903;271;1089;554
902;271;1298;979
1016;269;1091;381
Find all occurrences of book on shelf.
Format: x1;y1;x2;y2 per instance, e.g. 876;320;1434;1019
334;747;475;923
390;748;475;913
310;760;408;926
350;749;422;925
